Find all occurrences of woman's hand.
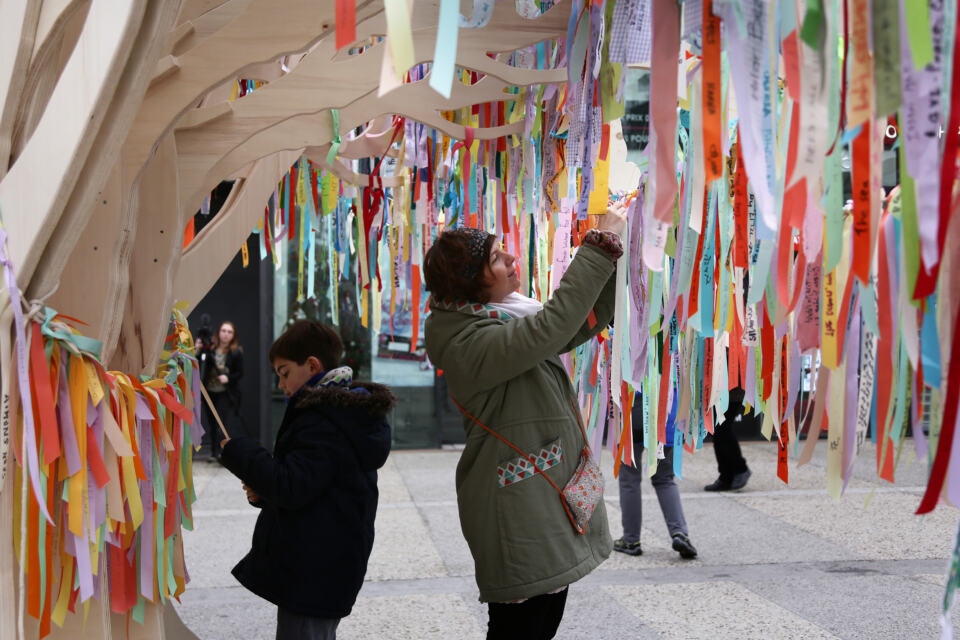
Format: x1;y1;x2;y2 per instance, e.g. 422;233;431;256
218;374;228;384
597;200;628;235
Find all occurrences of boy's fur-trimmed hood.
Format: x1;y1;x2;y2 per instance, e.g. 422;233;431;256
295;381;397;417
291;380;394;472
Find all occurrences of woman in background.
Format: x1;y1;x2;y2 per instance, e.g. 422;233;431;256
204;320;244;459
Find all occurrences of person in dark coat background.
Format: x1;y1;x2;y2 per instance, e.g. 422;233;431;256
704;386;753;491
204;320;244;459
220;320;394;640
193;315;215;457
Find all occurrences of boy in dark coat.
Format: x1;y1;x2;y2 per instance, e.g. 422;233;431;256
220;320;394;639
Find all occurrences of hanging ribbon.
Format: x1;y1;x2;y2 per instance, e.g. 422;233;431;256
0;228;52;522
335;0;356;50
327;109;342;165
429;0;460;99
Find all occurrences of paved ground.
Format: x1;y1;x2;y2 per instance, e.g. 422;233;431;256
174;440;960;639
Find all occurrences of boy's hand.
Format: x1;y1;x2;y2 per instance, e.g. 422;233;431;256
221;438;230;449
218;374;229;384
242;483;260;503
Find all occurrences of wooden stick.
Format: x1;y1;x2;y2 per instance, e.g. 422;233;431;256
198;383;230;440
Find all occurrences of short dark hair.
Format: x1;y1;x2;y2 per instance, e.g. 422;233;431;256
423;231;496;303
269;320;343;370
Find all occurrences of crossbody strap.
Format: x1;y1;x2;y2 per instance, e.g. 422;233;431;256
566;395;591;450
450;395;570;498
449;394;596;523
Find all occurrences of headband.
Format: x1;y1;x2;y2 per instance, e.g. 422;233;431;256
450;228;493;280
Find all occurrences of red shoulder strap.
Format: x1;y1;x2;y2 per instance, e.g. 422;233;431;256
449;394;592;535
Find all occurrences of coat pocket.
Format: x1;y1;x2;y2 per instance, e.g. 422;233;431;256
496;438;563;488
492;435;591;579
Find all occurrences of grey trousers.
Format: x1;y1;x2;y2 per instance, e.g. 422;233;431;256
617;446;688;543
276;608;340;640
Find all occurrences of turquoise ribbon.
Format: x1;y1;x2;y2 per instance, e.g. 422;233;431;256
39;307;103;356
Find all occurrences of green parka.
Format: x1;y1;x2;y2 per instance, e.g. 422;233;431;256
425;242;618;603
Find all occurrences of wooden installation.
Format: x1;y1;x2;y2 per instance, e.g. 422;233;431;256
1;0;959;638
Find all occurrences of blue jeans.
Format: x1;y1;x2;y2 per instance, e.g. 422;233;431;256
276;609;340;640
617;446;688;543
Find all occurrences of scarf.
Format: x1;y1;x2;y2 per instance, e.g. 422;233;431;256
488;292;544;319
290;366;354;403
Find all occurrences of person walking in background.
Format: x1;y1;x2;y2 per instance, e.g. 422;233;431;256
204;320;243;460
423;202;626;640
219;320;394;640
614;389;697;559
704;386;752;491
194;316;215;457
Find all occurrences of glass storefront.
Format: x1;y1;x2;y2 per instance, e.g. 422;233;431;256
271;187;437;449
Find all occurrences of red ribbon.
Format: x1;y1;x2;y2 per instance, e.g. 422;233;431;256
335;0;356;50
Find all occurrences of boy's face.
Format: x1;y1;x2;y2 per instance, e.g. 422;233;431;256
273;356;323;398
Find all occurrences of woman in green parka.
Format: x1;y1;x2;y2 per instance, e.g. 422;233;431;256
423;203;627;640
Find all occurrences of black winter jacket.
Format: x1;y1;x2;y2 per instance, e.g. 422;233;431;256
220;380;394;618
206;348;244;405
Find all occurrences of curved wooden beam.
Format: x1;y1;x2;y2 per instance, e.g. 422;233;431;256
174;0;568;221
0;0;148;286
175;0;235;27
174;0;255;51
0;0;41;177
120;0;380;210
10;0;89;161
31;0;87;60
173;149;301;316
172;0;565;184
338;115;400;159
108;132;182;372
303;146;405;188
179;65;535;219
29;0;183;321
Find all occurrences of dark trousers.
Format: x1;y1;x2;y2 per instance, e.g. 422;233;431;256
205;391;235;457
713;418;748;481
276;608;339;640
618;446;687;542
487;588;568;640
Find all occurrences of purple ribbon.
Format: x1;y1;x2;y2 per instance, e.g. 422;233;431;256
0;229;52;522
57;357;82;475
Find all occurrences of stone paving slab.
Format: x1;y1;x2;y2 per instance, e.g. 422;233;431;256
741;573;947;640
731;491;955;560
365;507;448;581
176;441;960;639
339;594;486;640
606;581;842;640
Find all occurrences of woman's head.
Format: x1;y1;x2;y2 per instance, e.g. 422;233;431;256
423;229;519;303
215;321;240;352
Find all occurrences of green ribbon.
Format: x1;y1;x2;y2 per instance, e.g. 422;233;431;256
799;0;824;48
327;108;341;165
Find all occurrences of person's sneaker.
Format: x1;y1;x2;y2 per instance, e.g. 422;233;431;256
704;476;732;491
672;533;698;559
613;538;643;556
729;468;752;490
